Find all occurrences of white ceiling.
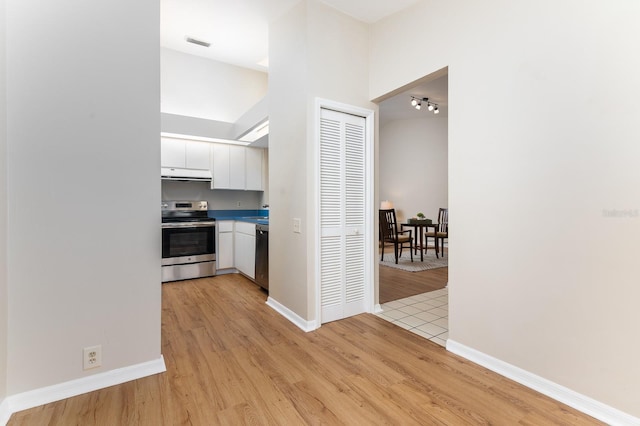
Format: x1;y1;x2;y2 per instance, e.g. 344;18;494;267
160;0;445;124
160;0;422;71
319;0;423;25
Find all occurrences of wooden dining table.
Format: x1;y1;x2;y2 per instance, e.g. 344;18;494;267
401;221;439;261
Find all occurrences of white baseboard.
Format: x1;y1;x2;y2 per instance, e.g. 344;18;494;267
266;297;317;332
446;340;640;426
2;356;166;425
373;304;383;314
0;397;10;426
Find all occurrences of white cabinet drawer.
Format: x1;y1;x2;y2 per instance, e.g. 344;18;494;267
235;221;256;235
218;220;234;232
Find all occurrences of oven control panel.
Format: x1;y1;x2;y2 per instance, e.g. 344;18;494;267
161;201;208;211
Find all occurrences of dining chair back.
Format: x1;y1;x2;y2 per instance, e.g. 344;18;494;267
425;208;448;258
436;208;448;234
379;209;413;264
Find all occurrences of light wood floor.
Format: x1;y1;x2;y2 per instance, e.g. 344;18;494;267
379;247;448;304
10;274;601;425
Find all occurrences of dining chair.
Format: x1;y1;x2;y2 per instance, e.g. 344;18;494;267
379;209;413;264
425;208;448;258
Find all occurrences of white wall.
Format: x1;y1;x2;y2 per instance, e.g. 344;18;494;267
269;1;309;318
161;113;235;140
0;0;8;406
6;0;161;395
233;96;269;140
269;0;375;320
161;48;268;123
379;116;448;223
372;0;640;418
161;181;265;210
305;1;377;315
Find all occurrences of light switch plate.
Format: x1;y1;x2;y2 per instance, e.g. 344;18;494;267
293;218;301;233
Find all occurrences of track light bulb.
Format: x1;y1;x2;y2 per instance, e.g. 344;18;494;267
411;98;418;107
434;106;440;114
428;103;434;111
415;102;421;110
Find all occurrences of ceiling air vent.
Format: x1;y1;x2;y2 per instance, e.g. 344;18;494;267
185;36;210;48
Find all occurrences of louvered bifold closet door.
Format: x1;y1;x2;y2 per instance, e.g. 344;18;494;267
320;108;366;323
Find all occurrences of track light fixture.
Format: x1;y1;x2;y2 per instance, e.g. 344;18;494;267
410;96;440;115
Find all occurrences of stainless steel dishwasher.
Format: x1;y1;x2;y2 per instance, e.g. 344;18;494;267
255;224;269;291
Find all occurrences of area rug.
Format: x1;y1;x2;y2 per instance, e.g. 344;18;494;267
379;251;447;272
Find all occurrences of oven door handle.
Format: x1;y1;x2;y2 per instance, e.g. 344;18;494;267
162;222;216;229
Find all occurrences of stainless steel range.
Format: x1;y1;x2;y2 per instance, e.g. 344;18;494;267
161;201;216;282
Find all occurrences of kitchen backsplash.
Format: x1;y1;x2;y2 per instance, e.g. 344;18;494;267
161;180;267;210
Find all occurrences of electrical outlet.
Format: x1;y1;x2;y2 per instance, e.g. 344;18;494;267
83;345;102;370
237;201;242;207
293;218;301;233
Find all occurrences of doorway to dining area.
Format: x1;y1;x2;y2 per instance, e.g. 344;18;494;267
376;70;449;344
377;245;449;346
377;71;448;240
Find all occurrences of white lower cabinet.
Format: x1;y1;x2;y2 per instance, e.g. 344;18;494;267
216;221;234;270
234;221;256;279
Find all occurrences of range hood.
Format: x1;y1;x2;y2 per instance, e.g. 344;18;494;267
161;167;212;182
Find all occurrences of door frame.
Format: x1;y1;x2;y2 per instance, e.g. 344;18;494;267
313;97;375;328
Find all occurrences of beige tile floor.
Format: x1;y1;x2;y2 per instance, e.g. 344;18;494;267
375;288;448;347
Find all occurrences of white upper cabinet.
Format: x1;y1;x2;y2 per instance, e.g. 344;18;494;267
245;147;263;191
212;144;231;189
211;143;264;191
161;137;211;170
160;138;265;191
185;141;211;170
229;145;246;189
161;138;186;168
